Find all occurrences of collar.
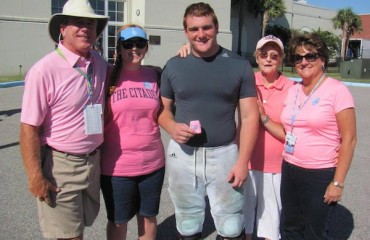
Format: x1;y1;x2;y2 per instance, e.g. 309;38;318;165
255;71;285;90
58;42;93;68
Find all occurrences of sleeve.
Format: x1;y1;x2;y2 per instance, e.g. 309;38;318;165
240;60;256;98
333;81;355;113
159;63;174;100
20;67;50;126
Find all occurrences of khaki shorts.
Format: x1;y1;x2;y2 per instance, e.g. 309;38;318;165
38;147;100;239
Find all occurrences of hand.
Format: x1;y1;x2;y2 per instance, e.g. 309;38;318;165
170;122;195;144
227;161;248;188
256;99;266;117
177;43;191;58
323;183;343;204
29;175;60;206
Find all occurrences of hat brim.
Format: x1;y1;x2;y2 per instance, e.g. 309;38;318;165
48;13;108;44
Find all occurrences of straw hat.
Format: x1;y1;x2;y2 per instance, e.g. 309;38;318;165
48;0;109;44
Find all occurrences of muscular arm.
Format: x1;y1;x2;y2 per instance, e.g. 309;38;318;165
20;123;59;204
229;97;259;188
158;97;195;144
324;108;357;204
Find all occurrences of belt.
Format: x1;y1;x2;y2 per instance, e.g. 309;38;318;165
45;145;99;158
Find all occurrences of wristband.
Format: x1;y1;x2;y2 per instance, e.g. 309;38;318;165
261;115;270;125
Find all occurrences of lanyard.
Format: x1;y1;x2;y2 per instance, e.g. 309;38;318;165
55;48;94;102
290;74;325;132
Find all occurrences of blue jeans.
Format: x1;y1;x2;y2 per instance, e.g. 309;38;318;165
281;160;336;240
166;140;244;238
100;167;165;224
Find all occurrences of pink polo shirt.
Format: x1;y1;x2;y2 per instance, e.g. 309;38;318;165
21;43;108;154
101;67;165;177
281;77;354;169
249;72;295;173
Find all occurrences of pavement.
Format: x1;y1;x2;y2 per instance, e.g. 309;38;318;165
1;85;370;240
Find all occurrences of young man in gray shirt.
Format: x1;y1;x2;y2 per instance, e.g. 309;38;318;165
159;2;259;239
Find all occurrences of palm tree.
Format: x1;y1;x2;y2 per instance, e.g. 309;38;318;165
333;8;362;60
261;0;286;37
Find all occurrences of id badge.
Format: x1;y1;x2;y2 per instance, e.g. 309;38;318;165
285;132;297;146
285;143;294;154
83;104;103;135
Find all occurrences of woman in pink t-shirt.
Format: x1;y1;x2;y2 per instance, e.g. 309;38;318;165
100;25;165;240
279;33;357;239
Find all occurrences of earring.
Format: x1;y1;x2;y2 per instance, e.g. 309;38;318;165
321;65;325;71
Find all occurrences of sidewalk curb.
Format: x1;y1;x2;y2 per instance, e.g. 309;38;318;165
0;80;25;88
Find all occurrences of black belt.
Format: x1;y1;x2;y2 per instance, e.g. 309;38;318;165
45;145;99;158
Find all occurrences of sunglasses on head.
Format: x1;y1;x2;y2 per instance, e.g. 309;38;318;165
259;51;280;61
293;52;319;64
121;40;147;49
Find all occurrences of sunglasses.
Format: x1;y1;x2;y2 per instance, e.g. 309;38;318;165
121;40;147;49
293;52;319;64
259;51;280;61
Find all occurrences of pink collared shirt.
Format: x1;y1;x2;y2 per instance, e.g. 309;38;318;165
21;43;108;154
249;72;295;173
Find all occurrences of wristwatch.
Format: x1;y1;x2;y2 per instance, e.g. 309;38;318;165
332;181;344;189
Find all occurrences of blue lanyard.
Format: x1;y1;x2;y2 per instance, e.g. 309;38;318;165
55;48;94;102
290;74;326;132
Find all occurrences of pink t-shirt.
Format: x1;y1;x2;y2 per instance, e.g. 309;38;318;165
281;77;355;169
249;72;295;173
20;43;108;154
101;67;165;177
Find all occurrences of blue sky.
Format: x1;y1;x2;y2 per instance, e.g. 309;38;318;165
307;0;370;14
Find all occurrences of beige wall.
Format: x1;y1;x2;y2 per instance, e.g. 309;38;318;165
0;0;342;77
0;0;53;76
132;0;232;68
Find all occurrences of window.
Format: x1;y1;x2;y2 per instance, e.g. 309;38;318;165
51;0;126;63
51;0;68;15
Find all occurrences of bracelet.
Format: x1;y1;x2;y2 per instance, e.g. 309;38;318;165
261;115;270;125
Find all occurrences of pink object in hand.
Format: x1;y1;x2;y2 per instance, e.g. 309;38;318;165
190;120;202;134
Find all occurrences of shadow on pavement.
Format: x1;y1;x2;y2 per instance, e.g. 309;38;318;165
0;108;21;121
0;142;19;150
327;203;354;240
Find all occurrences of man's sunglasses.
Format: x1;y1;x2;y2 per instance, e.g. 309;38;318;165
293;52;320;64
121;40;147;49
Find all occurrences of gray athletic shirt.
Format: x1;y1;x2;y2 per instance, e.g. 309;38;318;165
161;47;256;147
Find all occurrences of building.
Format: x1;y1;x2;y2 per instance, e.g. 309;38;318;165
349;14;370;59
232;0;340;61
0;0;339;77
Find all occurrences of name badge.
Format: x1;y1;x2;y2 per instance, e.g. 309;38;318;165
285;143;294;154
83;104;103;135
285;132;297;146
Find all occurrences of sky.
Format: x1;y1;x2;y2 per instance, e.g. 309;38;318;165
306;0;370;14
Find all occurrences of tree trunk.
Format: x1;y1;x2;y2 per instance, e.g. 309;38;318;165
262;11;269;37
341;24;348;60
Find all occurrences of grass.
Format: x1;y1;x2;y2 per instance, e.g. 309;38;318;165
0;75;25;83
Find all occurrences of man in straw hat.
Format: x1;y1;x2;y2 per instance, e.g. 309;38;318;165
20;0;108;239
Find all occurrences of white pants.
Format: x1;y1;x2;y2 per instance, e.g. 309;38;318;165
244;170;282;240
